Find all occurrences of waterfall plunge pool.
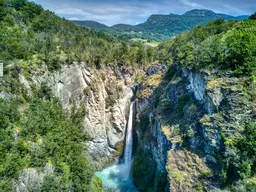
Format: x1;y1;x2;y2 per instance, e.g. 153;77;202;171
95;162;138;192
95;102;138;192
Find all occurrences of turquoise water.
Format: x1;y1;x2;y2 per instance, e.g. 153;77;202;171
95;162;138;192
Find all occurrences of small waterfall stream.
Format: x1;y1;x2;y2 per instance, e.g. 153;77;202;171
95;101;138;192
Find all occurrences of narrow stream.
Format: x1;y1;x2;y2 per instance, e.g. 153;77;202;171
96;102;138;192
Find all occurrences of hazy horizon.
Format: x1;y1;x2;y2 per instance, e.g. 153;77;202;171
32;0;255;26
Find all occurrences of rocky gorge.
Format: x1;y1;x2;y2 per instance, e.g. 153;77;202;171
1;2;256;191
15;60;255;192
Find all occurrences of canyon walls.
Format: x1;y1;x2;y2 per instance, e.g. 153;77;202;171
132;64;255;191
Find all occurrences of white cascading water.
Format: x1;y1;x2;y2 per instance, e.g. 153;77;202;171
124;101;134;165
95;101;138;192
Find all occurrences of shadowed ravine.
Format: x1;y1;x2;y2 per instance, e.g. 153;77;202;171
96;102;138;192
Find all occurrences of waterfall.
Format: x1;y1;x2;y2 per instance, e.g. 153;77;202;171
95;101;138;191
124;101;134;165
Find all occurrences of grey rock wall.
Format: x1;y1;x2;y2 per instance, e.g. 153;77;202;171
20;63;133;169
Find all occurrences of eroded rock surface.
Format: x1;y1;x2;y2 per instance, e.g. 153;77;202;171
20;63;134;168
133;64;255;191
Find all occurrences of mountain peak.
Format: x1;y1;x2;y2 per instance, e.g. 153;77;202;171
183;9;216;17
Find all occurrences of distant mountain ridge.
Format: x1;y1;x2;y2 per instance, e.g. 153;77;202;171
73;9;249;41
75;20;110;30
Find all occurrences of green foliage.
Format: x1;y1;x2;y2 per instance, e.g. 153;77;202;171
89;174;104;192
174;42;195;67
0;94;93;191
158;98;173;115
41;175;60;192
151;171;168;192
132;151;156;191
158;19;256;82
224;29;256;79
197;35;223;68
177;95;190;116
222;123;256;184
234;123;256;178
230;179;256;192
0;0;154;70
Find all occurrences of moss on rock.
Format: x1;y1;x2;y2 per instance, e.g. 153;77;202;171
167;150;211;192
90;174;104;192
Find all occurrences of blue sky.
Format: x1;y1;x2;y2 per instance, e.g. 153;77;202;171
32;0;256;26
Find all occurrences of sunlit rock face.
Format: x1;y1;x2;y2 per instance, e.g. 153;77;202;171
19;63;134;169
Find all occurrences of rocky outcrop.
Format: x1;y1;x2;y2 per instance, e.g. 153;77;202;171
167;150;211;192
19;63;134;169
182;69;216;114
14;163;54;192
0;91;12;100
133;64;255;191
149;116;172;172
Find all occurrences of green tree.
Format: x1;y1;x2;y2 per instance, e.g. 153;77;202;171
198;35;223;67
21;1;43;19
7;0;27;10
174;42;195;67
224;31;256;77
136;44;146;65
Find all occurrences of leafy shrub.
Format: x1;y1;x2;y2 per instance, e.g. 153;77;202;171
158;19;256;82
132;151;156;191
222;123;256;184
105;95;116;108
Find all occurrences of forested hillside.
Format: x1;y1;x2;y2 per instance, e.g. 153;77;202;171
0;0;155;70
157;18;256;83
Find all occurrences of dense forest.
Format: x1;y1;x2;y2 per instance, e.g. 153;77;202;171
157;18;256;83
0;0;156;71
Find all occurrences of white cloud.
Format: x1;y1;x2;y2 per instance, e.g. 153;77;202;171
55;8;88;15
180;0;204;8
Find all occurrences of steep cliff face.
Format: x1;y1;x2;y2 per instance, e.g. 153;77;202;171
20;63;134;169
132;64;255;191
